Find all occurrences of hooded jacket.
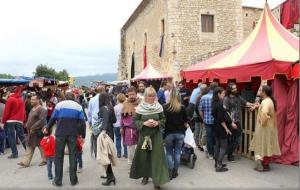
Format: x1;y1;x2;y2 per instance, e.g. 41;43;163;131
2;89;26;124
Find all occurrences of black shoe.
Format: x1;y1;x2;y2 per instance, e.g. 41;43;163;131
154;185;161;190
141;177;149;185
71;181;78;186
123;154;128;158
7;154;18;159
199;147;204;152
100;175;107;179
172;169;178;178
117;154;121;158
228;155;236;162
102;177;116;186
52;181;62;187
216;167;229;172
214;163;227;168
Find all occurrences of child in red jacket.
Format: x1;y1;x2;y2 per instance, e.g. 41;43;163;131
40;133;55;180
76;135;84;173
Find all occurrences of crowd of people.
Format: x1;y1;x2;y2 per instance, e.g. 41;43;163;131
0;80;281;189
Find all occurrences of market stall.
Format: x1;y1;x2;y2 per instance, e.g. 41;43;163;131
181;3;299;165
131;64;172;90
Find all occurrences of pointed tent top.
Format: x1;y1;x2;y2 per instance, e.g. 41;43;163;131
131;64;172;82
181;3;299;83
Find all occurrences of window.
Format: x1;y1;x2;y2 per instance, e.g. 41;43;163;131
161;19;165;34
201;14;214;33
144;33;147;45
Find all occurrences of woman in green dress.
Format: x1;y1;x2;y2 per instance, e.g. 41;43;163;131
130;87;170;189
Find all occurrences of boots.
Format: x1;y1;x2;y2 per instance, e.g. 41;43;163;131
169;169;173;180
254;160;264;172
172;168;178;178
102;176;116;186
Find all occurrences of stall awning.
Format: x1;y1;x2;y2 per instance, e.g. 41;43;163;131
181;3;299;83
131;64;172;81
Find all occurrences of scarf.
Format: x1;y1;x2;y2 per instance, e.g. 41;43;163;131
122;97;141;116
135;101;163;116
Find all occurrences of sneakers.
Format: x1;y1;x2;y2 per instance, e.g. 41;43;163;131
48;176;53;180
208;154;214;160
52;181;62;187
7;154;18;159
123;154;128;158
77;167;83;173
117;154;121;158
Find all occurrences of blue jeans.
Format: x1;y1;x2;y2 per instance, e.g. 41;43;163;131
0;128;5;153
77;151;83;168
113;127;127;156
5;122;26;157
47;157;54;178
205;124;215;156
165;133;185;170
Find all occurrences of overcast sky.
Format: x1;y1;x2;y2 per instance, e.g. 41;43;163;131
0;0;285;77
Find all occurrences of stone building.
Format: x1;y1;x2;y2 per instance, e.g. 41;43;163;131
118;0;285;81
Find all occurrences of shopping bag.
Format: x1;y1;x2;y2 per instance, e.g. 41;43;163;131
184;127;196;148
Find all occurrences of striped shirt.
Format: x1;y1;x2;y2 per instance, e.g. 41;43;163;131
47;100;86;138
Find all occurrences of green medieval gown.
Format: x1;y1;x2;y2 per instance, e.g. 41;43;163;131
129;112;170;186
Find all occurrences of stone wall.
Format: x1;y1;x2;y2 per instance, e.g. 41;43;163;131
167;0;243;79
120;0;169;80
119;0;285;81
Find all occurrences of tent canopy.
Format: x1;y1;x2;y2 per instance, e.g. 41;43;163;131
0;79;30;85
181;3;299;83
131;64;172;81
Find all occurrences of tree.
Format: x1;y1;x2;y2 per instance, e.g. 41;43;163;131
34;64;69;81
56;69;69;81
0;73;14;79
34;64;57;79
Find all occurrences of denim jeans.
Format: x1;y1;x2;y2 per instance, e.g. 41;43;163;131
113;127;127;156
47;157;54;178
5;122;26;157
205;124;215;156
165;133;185;170
54;136;78;185
76;151;83;168
0;129;5;153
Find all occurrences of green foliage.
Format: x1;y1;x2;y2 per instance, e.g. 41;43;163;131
0;73;14;79
34;64;69;81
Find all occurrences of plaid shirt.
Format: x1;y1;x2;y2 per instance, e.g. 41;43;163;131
199;91;214;125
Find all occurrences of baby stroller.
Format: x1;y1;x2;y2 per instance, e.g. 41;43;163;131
180;144;197;169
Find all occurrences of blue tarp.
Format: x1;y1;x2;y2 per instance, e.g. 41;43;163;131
0;79;30;85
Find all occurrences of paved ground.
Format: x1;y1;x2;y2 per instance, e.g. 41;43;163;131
0;131;298;190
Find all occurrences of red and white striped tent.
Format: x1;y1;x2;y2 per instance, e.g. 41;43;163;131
181;3;299;83
131;64;172;82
